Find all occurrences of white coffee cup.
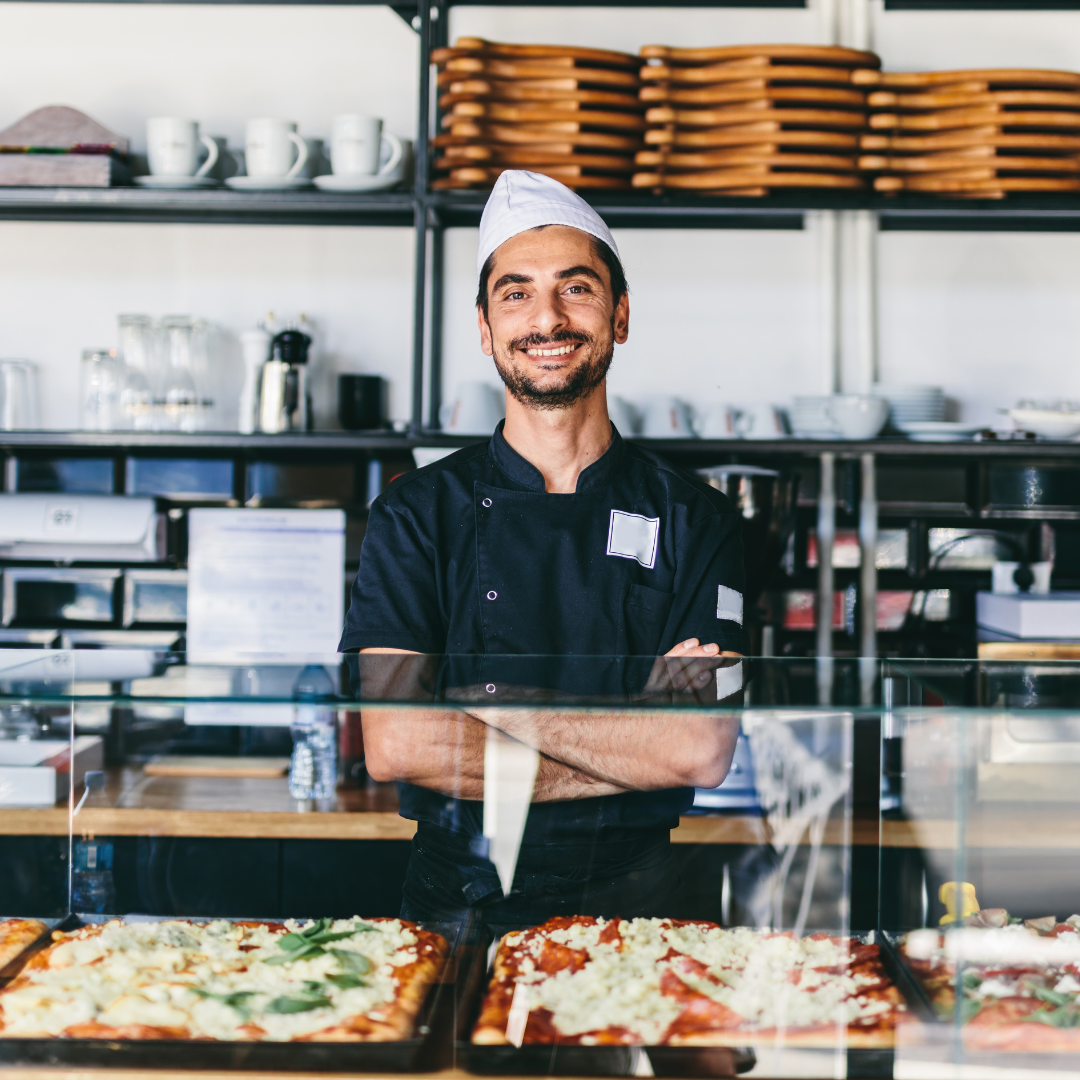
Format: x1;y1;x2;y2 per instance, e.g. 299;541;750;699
330;115;403;177
147;118;219;178
696;403;741;439
740;403;790;439
245;119;308;179
826;394;889;440
640;396;695;438
439;381;504;435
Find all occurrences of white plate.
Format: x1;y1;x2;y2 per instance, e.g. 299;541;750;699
313;173;402;192
896;421;982;441
134;175;219;189
225;176;313;191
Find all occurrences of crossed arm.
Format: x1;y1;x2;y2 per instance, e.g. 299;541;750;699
357;639;742;802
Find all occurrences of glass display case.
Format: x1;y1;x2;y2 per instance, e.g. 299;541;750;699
1;649;1076;1079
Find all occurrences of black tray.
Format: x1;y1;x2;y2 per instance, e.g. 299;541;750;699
0;913;462;1071
454;924;906;1078
878;931;941;1025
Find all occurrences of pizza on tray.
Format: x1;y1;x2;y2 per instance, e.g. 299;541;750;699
900;908;1080;1052
0;920;48;976
0;916;447;1042
472;915;904;1049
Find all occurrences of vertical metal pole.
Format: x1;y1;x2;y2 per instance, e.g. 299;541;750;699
410;0;433;435
854;210;879;392
817;452;836;705
815;211;841;396
860;452;878;703
428;222;445;431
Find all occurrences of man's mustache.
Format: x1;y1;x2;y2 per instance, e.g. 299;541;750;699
510;329;593;352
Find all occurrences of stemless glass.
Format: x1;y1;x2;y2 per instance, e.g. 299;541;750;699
117;314;158;431
160;315;201;432
79;348;126;431
0;359;40;430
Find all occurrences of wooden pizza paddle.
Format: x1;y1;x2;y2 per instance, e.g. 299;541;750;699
640;84;866;108
439;147;635;171
853;68;1080;90
860;130;1080;152
437;39;640;70
645;124;860;150
641;63;859;87
875;173;1080;193
869;89;1080;110
871;109;1080;131
632;168;864;189
448;103;646;130
860;152;1080;173
646;105;867;129
640;44;880;68
441;59;641;89
445;122;643;151
635;149;858;171
441;86;642;109
435;165;631;189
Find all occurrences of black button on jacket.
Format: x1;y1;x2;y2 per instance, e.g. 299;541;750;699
339;422;748;844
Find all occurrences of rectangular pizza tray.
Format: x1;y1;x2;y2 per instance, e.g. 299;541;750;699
0;912;462;1071
878;931;942;1025
452;923;898;1078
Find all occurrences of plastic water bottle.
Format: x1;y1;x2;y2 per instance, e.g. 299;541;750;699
289;665;337;801
72;839;116;914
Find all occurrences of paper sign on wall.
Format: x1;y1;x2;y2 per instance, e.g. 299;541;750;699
187;508;345;663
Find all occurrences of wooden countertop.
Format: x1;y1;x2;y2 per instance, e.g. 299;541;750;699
1;767;1070;849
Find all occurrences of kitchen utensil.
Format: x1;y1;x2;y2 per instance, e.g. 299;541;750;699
0;360;39;430
329;115;403;177
239;326;271;434
697;464;799;604
244;119;308;179
895;421;983;441
641;43;879;66
146;118;219;179
1009;407;1080;439
338;374;387;431
640;396;695;438
825;394;888;439
79;349;125;431
439;381;504;434
258;329;312;433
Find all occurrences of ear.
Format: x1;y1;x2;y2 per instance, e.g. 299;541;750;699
477;306;494;357
612;291;629;345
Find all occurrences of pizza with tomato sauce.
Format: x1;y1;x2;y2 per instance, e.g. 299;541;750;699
0;916;447;1042
472;915;904;1048
900;910;1080;1052
0;920;48;977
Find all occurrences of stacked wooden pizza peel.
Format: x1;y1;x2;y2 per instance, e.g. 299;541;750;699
431;37;646;190
631;44;879;195
855;67;1080;197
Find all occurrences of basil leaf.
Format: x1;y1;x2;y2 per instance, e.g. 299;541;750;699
278;932;308;950
329;949;372;976
264;944;326;966
265;993;331;1015
961;972;981;992
190;988;256;1020
308;929;365;945
327;973;367;989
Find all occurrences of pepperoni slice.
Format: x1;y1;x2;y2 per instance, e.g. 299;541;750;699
968;996;1049;1025
598;919;623;951
660;970;743;1040
537;939;590;975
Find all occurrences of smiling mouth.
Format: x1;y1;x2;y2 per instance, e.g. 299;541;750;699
523;343;581;357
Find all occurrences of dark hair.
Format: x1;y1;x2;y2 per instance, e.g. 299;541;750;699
475;228;628;321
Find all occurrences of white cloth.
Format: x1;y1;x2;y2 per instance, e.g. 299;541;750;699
476;170;620;282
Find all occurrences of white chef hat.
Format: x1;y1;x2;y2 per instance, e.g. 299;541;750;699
476;170;620;283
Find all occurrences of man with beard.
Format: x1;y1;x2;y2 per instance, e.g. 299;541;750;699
339;172;748;924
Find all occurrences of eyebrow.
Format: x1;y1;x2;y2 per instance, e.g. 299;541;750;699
491;265;603;294
491;272;532;292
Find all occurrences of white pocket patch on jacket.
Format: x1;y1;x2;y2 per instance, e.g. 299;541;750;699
606;510;659;569
717;585;744;625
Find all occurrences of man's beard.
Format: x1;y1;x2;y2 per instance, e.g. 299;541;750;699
492;327;614;412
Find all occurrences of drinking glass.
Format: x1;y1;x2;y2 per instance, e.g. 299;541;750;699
79;349;126;431
117;314;157;431
0;360;40;430
160;316;201;432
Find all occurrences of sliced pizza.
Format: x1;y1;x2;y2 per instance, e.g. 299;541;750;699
0;916;447;1042
473;915;904;1049
0;919;48;977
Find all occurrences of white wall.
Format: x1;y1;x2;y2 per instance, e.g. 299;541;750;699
3;2;1080;429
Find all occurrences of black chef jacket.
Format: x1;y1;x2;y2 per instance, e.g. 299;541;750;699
339;422;748;853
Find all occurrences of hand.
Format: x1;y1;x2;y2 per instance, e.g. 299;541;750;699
642;638;742;701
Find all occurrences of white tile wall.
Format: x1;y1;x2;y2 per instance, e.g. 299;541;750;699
2;2;1080;429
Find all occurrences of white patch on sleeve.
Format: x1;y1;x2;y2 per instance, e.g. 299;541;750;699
717;585;743;625
606;510;660;570
716;660;744;700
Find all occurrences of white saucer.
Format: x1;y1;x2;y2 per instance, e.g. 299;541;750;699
134;175;219;189
225;176;313;191
896;421;982;441
313;173;402;192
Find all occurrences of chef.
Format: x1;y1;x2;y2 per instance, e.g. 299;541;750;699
340;171;748;924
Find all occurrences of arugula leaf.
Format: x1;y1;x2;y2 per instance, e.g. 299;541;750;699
1031;1005;1080;1028
265;992;331;1015
329;948;372;976
1035;987;1073;1008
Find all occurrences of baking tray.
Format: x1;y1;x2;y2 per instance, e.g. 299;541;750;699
455;924;904;1078
878;931;941;1024
0;912;462;1071
0;917;65;984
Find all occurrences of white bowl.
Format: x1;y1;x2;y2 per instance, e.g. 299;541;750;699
1010;408;1080;439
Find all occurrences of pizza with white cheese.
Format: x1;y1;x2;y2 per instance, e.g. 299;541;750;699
0;916;447;1042
0;920;48;977
472;915;904;1048
900;909;1080;1051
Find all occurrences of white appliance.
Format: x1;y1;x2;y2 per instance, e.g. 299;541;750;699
977;591;1080;640
0;494;160;561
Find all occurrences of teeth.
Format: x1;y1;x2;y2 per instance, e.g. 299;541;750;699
525;344;577;357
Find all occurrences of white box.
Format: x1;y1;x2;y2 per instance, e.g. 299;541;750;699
976;591;1080;641
0;736;104;807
